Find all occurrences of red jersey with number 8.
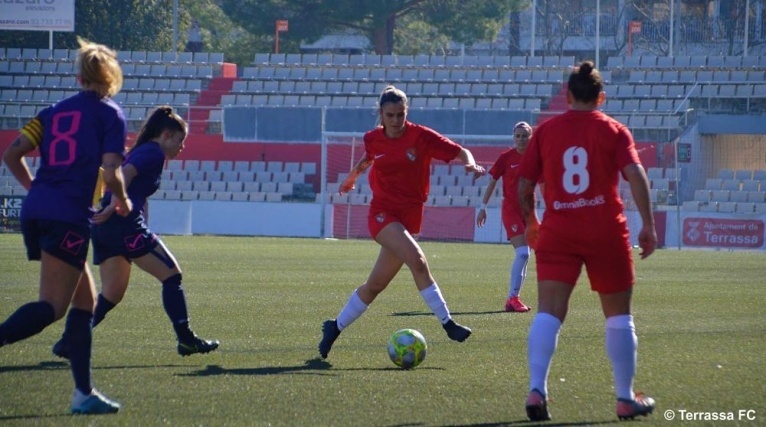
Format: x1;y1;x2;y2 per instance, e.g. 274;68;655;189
518;110;640;236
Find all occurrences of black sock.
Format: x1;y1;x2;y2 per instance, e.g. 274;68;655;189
65;308;93;395
0;301;55;346
59;294;116;347
162;274;194;342
92;293;117;329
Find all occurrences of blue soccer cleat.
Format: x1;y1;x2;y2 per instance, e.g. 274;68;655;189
70;389;121;415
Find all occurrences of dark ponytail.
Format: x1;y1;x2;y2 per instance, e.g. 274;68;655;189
567;60;603;103
130;105;187;152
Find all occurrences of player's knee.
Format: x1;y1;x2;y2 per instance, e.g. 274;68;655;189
515;246;530;262
360;281;386;299
406;253;429;276
101;280;129;304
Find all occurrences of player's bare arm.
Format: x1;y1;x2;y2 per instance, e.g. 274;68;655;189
476;177;498;227
518;177;537;223
92;164;138;224
2;134;36;190
339;154;372;194
623;163;657;259
518;177;540;248
101;153;133;216
456;148;485;178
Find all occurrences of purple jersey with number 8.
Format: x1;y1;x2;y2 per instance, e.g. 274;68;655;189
21;91;126;227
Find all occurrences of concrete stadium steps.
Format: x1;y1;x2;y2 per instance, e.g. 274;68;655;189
190;77;236;134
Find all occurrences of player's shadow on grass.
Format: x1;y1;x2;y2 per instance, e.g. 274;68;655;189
391;310;505;317
0;361;189;374
179;358;445;377
0;360;68;374
0;413;72;422
178;358;333;377
445;421;617;427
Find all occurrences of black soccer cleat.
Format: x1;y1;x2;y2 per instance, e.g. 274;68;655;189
318;319;341;359
177;336;220;356
617;393;655;420
443;319;472;342
526;389;552;421
52;338;70;360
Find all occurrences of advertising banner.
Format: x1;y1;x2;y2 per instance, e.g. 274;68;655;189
681;216;764;249
0;0;75;32
0;195;24;233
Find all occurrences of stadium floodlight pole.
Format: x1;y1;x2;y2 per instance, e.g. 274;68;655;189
173;0;179;56
320;107;327;238
530;0;536;57
668;0;676;58
744;0;750;57
595;0;600;69
675;134;681;249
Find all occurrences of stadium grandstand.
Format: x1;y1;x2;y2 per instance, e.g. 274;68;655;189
1;1;765;250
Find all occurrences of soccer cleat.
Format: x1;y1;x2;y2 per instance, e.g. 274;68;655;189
177;336;220;356
442;319;472;342
70;388;121;415
617;393;655;420
52;338;70;360
505;296;531;313
525;388;551;421
318;319;341;359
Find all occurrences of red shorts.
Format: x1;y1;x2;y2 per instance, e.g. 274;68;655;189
502;204;526;240
368;204;423;239
535;223;634;294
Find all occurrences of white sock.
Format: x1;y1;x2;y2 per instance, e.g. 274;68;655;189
420;283;451;324
509;246;530;298
336;290;368;331
528;312;562;396
605;314;637;401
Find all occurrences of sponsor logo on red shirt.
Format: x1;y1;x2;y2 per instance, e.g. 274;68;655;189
552;195;606;210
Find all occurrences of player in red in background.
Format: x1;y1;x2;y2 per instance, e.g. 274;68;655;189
477;121;534;313
319;85;485;359
517;61;658;422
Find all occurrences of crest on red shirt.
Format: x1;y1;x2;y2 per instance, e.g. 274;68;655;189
511;224;518;233
376;213;386;223
406;148;416;162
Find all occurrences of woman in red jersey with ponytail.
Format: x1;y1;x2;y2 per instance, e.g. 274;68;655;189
318;85;485;359
518;61;657;422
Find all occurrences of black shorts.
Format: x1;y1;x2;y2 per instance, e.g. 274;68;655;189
91;215;159;265
22;218;90;270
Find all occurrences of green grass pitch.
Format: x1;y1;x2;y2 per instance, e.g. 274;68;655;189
0;234;764;426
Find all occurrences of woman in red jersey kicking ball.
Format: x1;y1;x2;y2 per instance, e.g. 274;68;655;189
319;85;485;359
518;61;657;422
477;121;535;313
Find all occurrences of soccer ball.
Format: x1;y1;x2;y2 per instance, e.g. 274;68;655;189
387;328;427;369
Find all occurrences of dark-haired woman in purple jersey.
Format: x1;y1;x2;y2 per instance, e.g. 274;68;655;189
52;106;219;361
